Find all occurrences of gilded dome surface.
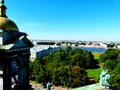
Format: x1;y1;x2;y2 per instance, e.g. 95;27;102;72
0;17;19;31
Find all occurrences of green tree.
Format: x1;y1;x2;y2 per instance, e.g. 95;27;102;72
71;66;88;88
109;71;120;89
99;49;118;62
29;47;96;88
71;53;84;67
84;51;94;68
107;43;115;48
114;63;120;72
103;60;117;71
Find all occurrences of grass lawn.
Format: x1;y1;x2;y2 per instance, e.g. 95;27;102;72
92;52;101;60
86;53;102;83
86;68;102;82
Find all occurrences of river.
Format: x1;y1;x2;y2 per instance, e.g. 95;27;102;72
59;46;106;53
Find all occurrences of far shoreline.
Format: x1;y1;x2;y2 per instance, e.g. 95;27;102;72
58;46;107;53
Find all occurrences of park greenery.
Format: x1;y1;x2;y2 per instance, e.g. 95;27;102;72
29;46;98;88
86;68;101;82
99;48;120;89
29;46;120;89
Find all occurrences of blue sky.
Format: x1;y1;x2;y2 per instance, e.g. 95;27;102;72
4;0;120;41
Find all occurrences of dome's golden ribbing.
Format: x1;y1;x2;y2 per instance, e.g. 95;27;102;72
0;17;19;31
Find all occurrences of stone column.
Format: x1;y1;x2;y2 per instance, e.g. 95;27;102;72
25;53;31;89
17;53;30;89
17;55;26;89
3;60;11;90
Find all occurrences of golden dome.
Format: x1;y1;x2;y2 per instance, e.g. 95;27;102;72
0;17;19;31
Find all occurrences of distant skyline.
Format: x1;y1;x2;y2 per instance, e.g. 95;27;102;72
5;0;120;41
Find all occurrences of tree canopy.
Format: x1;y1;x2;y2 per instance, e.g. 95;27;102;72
29;47;95;88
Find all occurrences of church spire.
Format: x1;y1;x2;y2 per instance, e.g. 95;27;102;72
0;0;7;17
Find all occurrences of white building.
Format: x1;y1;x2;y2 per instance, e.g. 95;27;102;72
30;45;59;62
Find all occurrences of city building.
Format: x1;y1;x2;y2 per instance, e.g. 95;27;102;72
30;42;59;62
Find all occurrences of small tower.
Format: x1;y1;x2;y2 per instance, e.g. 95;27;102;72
0;0;33;90
0;0;7;17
